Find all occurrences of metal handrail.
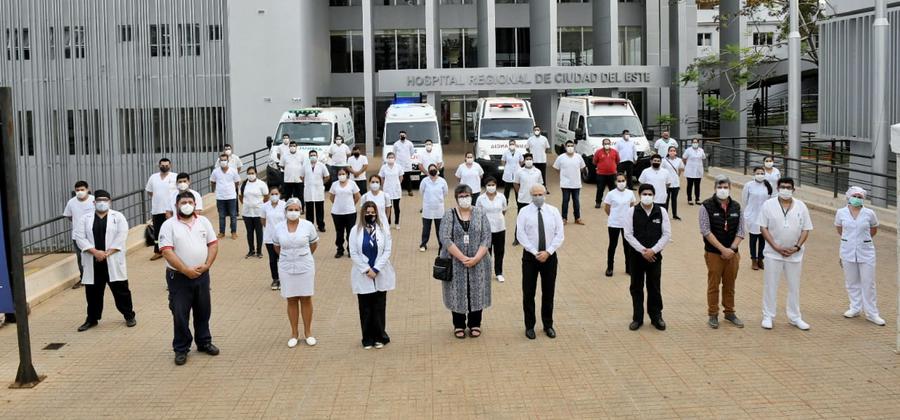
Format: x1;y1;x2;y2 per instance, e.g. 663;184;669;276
22;146;273;266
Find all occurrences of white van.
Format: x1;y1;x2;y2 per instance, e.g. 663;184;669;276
273;107;355;164
472;97;535;182
382;103;442;186
555;96;650;182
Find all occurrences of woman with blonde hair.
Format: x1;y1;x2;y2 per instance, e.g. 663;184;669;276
348;201;396;349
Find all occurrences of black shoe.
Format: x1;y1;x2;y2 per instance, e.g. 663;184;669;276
688;201;694;206
544;327;557;339
605;269;613;277
71;282;82;289
174;352;188;366
318;227;326;233
198;343;220;356
270;280;280;290
125;317;137;328
77;320;98;332
651;318;667;331
594;203;602;209
629;321;642;331
256;252;264;259
673;216;681;221
245;251;255;259
335;251;343;258
525;329;536;340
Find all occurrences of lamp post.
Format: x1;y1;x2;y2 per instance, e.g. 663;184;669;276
786;0;801;180
891;123;900;354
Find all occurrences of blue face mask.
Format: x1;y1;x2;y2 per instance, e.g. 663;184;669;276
309;156;317;163
849;197;864;207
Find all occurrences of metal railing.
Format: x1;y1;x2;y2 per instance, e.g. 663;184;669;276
22;146;273;266
703;140;896;207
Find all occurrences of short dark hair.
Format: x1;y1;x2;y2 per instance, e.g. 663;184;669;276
246;166;257;174
752;166;765;173
777;177;795;188
224;144;232;148
565;140;574;146
176;172;191;182
638;183;656;195
523;153;534;160
269;185;281;193
282;133;290;137
74;180;89;189
399;130;407;135
454;184;473;198
650;154;662;161
175;191;196;204
425;138;433;144
94;189;111;200
159;158;171;165
218;153;229;159
622;129;630;135
352;145;361;151
309;150;317;156
483;176;498;186
289;141;297;146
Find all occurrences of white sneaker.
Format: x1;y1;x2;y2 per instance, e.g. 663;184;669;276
761;317;773;329
419;246;426;252
363;345;373;350
287;338;298;348
843;309;861;318
394;225;400;231
497;275;505;283
305;336;317;346
374;342;385;349
866;315;886;326
790;319;810;330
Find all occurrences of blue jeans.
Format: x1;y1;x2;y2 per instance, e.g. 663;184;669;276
561;188;581;220
216;199;238;234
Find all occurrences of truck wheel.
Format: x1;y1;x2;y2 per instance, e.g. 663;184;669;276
581;158;597;184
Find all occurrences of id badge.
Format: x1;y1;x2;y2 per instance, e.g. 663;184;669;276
463;234;470;245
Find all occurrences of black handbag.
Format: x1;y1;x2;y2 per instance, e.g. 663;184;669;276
432;210;457;282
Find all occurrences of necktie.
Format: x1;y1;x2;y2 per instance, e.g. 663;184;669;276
537;208;546;252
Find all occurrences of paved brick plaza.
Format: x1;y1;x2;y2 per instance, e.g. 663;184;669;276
1;167;899;419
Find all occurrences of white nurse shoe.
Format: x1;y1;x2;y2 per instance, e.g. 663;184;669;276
287;338;298;348
306;336;317;346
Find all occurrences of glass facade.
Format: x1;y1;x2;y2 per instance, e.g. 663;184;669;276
374;29;426;71
618;26;643;65
496;27;529;67
441;28;478;68
558;26;592;66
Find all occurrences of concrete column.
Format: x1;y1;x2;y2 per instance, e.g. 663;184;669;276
476;0;496;98
669;0;698;139
645;1;661;120
870;0;890;207
787;0;801;180
425;0;441;112
592;0;618;97
719;0;746;164
362;0;375;158
529;0;558;148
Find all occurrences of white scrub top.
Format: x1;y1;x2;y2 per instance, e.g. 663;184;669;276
662;156;684;188
241;180;269;217
603;188;636;229
682;147;706;179
303;162;329;202
757;198;813;262
527;135;550;163
419;176;448;220
273;220;319;298
379;163;404;200
553;153;586;189
514;167;543;204
361;191;391;226
638;167;674;203
741;180;770;235
261;201;286;244
834;206;878;264
501;149;524;183
281;151;306;183
455;163;485;192
476;193;508;233
329;180;360;215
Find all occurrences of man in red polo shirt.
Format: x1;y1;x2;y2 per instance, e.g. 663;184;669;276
593;138;619;208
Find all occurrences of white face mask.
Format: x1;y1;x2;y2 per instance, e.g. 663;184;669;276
566;146;575;154
616;182;627;190
754;174;765;182
224;149;232;156
486;185;497;193
336;139;343;145
716;188;730;200
533;130;541;136
603;144;611;150
75;190;88;199
286;210;302;221
457;196;472;209
764;161;774;169
425;145;433;152
177;182;189;191
692;143;699;149
289;147;297;154
370;182;381;191
387;158;395;164
270;194;280;203
466;158;474;164
219;160;228;168
338;174;348;182
95;201;110;212
623;135;630;140
524;160;533;168
778;188;793;199
282;138;290;145
640;195;654;206
509;145;516;151
179;204;195;216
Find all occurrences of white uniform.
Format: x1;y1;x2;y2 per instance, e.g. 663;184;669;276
654;138;679;157
281;151;305;183
419;149;443;172
526;135;550;163
348;155;369;181
209;167;240;200
455;163;484;192
329;181;360;215
158;215;218;270
763;167;781;193
476;193;507;233
168;189;203;216
419;176;448;220
741;180;770;235
378;163;404;200
261;201;286;244
501;149;524;183
328;143;351;166
302;162;329;202
514;167;543;204
662;156;684;188
834;206;880;318
552;153;586;190
638;167;675;204
146;172;177;215
361;191;391;226
603;189;636;229
241;180;269;217
393;139;416;172
757;198;813;322
273;220;319;298
73;210;129;285
348;224;396;294
682;147;706;179
63;195;96;240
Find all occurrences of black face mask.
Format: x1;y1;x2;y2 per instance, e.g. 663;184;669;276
652;163;661;169
160;166;170;173
400;136;406;140
352;152;360;157
365;215;377;225
428;169;438;176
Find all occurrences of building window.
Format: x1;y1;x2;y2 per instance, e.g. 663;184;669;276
558;0;588;3
618;26;643;65
558;26;592;66
496;0;528;3
374;29;425;71
63;26;86;59
149;24;171;57
441;0;473;4
330;0;362;5
5;28;30;61
441;28;478;68
118;109;142;154
331;30;364;73
118;25;133;42
65;109;100;155
178;24;201;56
753;32;774;46
697;32;712;46
208;24;221;41
48;27;55;59
496;27;529;67
382;0;422;4
16;111;34;156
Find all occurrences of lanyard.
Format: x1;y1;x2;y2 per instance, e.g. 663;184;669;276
780;201;793;227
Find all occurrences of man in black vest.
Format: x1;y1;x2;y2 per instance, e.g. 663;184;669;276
624;184;672;331
699;175;745;329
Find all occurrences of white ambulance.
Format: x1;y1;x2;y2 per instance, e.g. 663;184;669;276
472;97;535;182
273;107;355;164
382;103;442;187
555;96;650;182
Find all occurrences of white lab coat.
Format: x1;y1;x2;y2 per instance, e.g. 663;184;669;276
73;210;129;285
303;162;329;202
835;206;878;264
348;224;396;294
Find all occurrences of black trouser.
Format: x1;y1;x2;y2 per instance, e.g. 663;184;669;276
401;171;415;194
282;182;304;205
607;227;632;273
748;233;766;260
490;230;506;276
629;249;663;323
358;291;390;347
513;202;528;243
617;161;635;188
471;192;480;205
390;198;401;225
166;269;212;354
665;187;680;218
332;212;356;252
85;262;135;322
504;182;515;201
561;188;581;220
73;240;84;279
452;310;482;330
420;218;442;249
265;243;279;280
535;162;547;186
243;217;263;254
522;252;558;330
152;213;167;253
356;180;367;195
305;200;326;231
595;174;616;204
686;178;701;202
